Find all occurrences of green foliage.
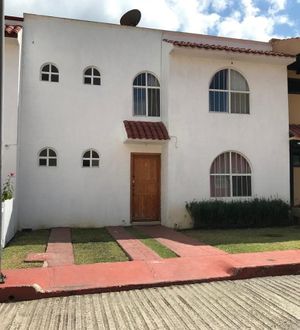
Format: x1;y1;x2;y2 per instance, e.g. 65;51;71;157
1;173;15;202
186;198;292;229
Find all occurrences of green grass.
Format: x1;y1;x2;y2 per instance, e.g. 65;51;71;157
126;227;177;258
71;228;129;264
1;230;50;269
184;226;300;254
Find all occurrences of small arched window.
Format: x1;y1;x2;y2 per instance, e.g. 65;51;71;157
82;149;100;167
83;67;101;85
210;151;251;197
209;69;249;114
39;148;57;167
41;63;59;82
133;72;160;117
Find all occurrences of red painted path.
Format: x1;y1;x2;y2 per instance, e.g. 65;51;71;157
1;226;300;302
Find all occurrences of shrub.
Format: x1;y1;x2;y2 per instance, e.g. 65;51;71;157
1;173;15;202
186;198;292;229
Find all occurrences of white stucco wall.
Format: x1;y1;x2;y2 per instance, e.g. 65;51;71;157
164;50;290;228
17;14;291;229
17;15;164;229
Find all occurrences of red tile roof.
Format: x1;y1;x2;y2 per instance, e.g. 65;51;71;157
290;124;300;138
5;25;22;38
163;39;294;58
124;120;170;140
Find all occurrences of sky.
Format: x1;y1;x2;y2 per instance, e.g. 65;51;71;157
5;0;300;41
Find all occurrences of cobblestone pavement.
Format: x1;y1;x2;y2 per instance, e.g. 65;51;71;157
0;275;299;329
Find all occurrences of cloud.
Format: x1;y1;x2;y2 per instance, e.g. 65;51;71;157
4;0;295;41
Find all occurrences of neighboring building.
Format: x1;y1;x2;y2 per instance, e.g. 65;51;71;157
272;38;300;206
2;14;294;236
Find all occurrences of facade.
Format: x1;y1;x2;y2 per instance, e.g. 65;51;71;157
2;14;294;235
272;38;300;206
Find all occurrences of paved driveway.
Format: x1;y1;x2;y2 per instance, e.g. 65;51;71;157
1;275;300;329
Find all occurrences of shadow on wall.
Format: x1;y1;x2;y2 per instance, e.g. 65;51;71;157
1;199;17;248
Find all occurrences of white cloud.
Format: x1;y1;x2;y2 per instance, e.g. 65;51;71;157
4;0;295;41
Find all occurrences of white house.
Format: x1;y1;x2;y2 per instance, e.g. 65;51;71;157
2;13;294;238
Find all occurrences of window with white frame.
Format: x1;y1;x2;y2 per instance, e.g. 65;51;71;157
210;151;251;197
40;63;59;82
39;148;57;167
209;69;249;114
82;149;100;167
133;72;160;117
83;67;101;85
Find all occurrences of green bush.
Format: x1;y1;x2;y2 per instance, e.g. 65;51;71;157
186;198;292;229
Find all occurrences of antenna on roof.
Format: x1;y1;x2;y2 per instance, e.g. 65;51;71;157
120;9;141;27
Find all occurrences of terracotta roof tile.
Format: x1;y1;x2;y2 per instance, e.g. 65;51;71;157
124;121;170;140
290;124;300;138
163;39;294;58
5;24;22;38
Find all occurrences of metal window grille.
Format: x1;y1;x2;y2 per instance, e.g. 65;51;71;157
38;148;57;167
41;64;59;82
133;72;160;117
210;151;251;197
82;149;100;167
209;69;249;114
84;67;101;85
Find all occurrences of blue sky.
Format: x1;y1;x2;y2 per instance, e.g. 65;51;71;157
5;0;300;41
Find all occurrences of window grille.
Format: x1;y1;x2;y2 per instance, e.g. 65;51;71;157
84;67;101;85
82;149;100;167
41;64;59;82
209;69;249;114
39;148;57;167
210;151;251;197
133;72;160;117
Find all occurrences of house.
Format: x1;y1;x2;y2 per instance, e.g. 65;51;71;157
271;38;300;206
1;13;294;242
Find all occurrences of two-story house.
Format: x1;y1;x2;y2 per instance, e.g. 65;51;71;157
2;14;294;240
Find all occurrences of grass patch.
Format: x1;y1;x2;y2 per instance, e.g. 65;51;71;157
71;228;128;264
126;227;177;258
1;230;50;269
184;226;300;254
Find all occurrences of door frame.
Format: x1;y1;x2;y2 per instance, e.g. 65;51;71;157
130;153;161;222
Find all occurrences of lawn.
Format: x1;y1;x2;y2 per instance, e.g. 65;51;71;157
71;228;129;264
126;227;177;258
1;230;50;269
184;226;300;254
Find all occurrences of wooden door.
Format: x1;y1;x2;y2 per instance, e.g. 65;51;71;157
131;154;161;222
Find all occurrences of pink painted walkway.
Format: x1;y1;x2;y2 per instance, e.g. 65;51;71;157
25;228;74;267
106;226;161;261
1;226;300;302
137;225;227;257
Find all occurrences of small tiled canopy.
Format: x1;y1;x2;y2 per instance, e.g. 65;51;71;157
123;120;170;140
5;25;22;38
290;124;300;139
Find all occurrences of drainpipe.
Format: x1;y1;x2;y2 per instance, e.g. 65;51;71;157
0;0;5;283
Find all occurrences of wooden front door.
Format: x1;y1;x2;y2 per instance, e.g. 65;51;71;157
131;154;161;222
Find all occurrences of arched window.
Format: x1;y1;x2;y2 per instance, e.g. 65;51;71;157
210;151;251;197
133;72;160;117
38;148;57;167
83;67;101;85
82;149;100;167
209;69;249;114
41;63;59;82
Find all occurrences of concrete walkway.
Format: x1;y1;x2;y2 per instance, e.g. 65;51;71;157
106;226;161;261
137;225;227;257
1;275;300;329
25;228;74;267
1;225;300;302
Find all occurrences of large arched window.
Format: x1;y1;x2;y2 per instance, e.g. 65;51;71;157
40;63;59;82
82;149;100;167
133;72;160;117
210;151;251;197
209;69;249;114
38;147;57;167
83;67;101;85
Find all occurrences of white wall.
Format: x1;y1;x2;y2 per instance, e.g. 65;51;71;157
164;51;290;228
17;15;164;229
17;14;291;230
